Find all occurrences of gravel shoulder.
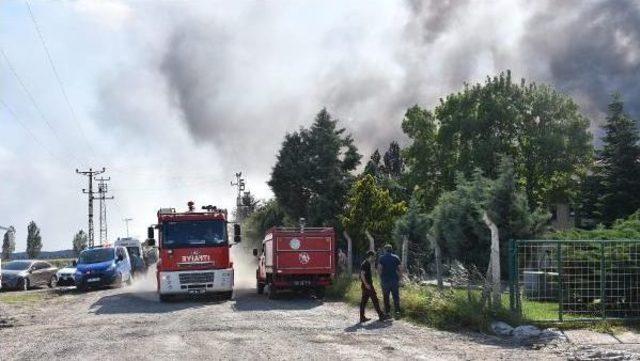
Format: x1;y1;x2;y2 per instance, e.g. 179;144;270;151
0;284;582;361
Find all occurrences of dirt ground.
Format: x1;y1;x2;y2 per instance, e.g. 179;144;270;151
0;282;635;361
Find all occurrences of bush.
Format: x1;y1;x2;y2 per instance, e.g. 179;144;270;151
325;275;357;300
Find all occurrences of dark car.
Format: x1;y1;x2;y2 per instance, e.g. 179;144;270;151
1;260;59;291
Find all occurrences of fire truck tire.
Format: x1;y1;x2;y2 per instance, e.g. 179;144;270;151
159;294;172;302
314;286;325;299
257;281;265;295
267;283;278;300
222;291;233;300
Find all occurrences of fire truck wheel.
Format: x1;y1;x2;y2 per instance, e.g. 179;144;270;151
159;294;172;302
267;283;278;300
314;286;325;299
257;281;265;295
223;291;233;300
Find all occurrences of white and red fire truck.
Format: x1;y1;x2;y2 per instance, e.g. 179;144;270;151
147;202;241;302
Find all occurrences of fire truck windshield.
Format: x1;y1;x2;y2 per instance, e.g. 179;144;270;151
162;220;227;249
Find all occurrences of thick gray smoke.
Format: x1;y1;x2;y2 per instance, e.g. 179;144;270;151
97;0;640;183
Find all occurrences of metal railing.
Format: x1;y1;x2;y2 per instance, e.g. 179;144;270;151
509;239;640;322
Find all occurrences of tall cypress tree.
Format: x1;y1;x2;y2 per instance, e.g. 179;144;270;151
26;221;43;259
596;94;640;225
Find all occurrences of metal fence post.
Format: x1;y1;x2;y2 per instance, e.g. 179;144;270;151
601;240;606;319
509;239;515;312
514;240;521;315
557;241;563;322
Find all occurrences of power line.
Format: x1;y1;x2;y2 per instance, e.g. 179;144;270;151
1;98;71;167
0;47;86;167
24;0;98;161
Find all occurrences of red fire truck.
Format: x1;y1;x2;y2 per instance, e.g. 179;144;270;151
147;202;241;302
253;227;335;298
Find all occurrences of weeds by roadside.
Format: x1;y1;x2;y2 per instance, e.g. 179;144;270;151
0;292;48;304
327;276;515;332
327;276;640;334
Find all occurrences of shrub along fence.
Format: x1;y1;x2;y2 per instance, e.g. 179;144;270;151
509;239;640;322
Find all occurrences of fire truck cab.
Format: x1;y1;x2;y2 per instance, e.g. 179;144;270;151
147;202;241;302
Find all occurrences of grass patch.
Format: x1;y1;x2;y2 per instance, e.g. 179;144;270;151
326;277;640;333
0;292;47;304
328;277;516;332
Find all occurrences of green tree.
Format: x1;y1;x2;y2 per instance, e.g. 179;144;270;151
392;192;431;272
363;149;382;178
341;174;407;253
235;192;260;222
242;199;289;248
594;94;640;225
269;108;361;227
26;221;42;259
382;141;404;179
430;158;548;276
2;226;16;261
403;71;592;210
72;230;88;257
401;105;440;207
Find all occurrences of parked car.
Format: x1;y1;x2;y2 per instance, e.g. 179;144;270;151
75;246;132;291
56;261;77;287
0;260;59;290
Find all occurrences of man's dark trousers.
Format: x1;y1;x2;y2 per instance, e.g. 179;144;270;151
360;283;384;320
382;281;400;315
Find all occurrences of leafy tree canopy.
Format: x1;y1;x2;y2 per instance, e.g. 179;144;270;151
242;199;289;249
430;158;548;275
269;108;361;228
72;230;88;257
403;71;592;210
341;174;407;253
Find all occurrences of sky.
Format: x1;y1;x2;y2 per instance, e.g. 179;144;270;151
1;0;639;251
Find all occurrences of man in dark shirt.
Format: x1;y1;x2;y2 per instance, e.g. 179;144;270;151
378;244;402;317
359;250;385;322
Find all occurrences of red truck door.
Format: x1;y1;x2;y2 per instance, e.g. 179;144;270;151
275;234;333;274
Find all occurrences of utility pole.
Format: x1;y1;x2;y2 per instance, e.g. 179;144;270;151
123;218;133;238
76;168;105;248
95;176;114;246
231;172;248;222
230;172;245;208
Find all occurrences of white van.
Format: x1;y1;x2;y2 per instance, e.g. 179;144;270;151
114;238;145;275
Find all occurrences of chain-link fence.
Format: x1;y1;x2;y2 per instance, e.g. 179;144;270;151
509;239;640;321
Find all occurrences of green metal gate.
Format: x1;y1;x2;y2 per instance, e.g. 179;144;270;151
509;239;640;322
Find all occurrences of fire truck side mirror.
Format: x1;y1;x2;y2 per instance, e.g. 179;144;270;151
233;224;241;243
252;248;258;257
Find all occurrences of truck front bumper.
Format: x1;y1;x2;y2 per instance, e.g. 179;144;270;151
158;268;234;295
